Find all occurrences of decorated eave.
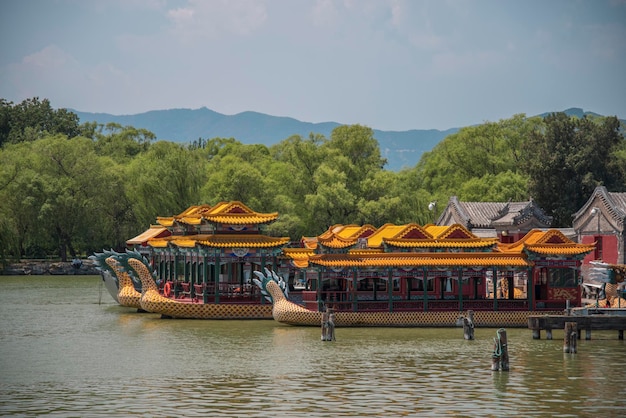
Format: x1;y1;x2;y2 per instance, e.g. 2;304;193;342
306;224;377;251
308;252;530;269
148;234;290;249
499;229;595;257
282;248;317;268
156;201;279;227
384;237;499;249
317;234;358;249
126;225;170;246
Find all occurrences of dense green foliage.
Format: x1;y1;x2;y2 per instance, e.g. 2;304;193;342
1;98;624;263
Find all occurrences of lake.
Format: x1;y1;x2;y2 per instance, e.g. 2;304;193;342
0;275;624;417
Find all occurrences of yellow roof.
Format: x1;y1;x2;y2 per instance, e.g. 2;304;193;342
156;201;279;227
149;234;290;249
282;248;317;268
335;224;378;239
498;229;595;256
318;234;358;249
308;252;530;268
367;223;407;248
384;237;499;249
126;225;169;245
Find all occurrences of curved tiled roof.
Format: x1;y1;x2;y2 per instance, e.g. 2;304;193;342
148;234;290;249
440;196;552;229
156;201;279;227
498;229;595;257
318;234;358;249
572;186;626;230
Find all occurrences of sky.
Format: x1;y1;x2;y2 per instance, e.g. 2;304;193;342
1;0;625;131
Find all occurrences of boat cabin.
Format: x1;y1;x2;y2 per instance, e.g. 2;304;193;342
284;223;594;312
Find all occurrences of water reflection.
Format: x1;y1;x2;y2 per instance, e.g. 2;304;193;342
0;276;625;416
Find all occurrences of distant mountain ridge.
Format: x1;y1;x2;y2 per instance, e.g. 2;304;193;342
73;107;619;171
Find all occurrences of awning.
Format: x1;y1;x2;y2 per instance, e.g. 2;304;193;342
126;225;169;245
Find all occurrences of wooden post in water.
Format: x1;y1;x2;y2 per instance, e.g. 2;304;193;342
563;322;577;353
321;309;329;341
463;310;475;340
499;329;509;371
321;307;335;341
328;309;336;341
491;328;509;371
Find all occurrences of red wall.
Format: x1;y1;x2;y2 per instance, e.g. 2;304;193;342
581;234;618;264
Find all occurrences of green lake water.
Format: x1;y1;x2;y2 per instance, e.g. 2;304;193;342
0;275;624;417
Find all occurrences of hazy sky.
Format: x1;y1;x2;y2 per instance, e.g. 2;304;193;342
1;0;625;130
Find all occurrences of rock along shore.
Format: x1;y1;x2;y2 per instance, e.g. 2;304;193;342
1;259;99;275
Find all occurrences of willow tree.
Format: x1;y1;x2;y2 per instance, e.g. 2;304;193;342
125;141;208;227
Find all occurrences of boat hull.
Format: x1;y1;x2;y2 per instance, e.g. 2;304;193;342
139;289;273;319
101;271;119;303
274;308;563;328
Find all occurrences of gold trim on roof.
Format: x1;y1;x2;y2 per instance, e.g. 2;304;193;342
525;243;596;256
384;238;498;248
149;234;289;249
318;234;358;249
308;252;530;268
195;234;289;248
156;201;279;226
498;229;594;256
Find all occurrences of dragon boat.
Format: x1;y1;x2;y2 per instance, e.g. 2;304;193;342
113;201;607;325
253;269;562;327
111;250;273;319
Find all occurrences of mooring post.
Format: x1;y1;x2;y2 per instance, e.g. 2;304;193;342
491;328;509;371
463;310;475;340
321;307;335;341
499;329;509;371
564;322;577;353
321;309;329;341
328;308;336;341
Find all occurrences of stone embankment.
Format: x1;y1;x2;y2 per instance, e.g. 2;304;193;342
1;259;99;275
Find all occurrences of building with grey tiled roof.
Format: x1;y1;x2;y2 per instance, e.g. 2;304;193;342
437;196;553;242
573;186;626;267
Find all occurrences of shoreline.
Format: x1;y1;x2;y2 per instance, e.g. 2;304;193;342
1;259;99;276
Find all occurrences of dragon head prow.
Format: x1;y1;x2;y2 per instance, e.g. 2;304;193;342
252;268;288;303
111;249;157;281
89;249;121;275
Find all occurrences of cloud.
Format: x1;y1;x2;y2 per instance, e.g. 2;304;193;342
0;43;140;112
22;44;73;69
166;0;268;42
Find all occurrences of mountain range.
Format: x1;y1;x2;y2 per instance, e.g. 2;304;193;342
73;107;616;171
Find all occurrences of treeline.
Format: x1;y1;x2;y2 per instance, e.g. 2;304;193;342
1;97;624;263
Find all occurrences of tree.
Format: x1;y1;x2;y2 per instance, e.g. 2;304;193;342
0;97;82;146
92;122;154;160
521;113;625;226
125;141;208;226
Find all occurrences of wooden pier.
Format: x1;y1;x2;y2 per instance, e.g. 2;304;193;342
528;310;626;340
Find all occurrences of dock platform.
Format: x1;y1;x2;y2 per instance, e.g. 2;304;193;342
528;309;626;340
